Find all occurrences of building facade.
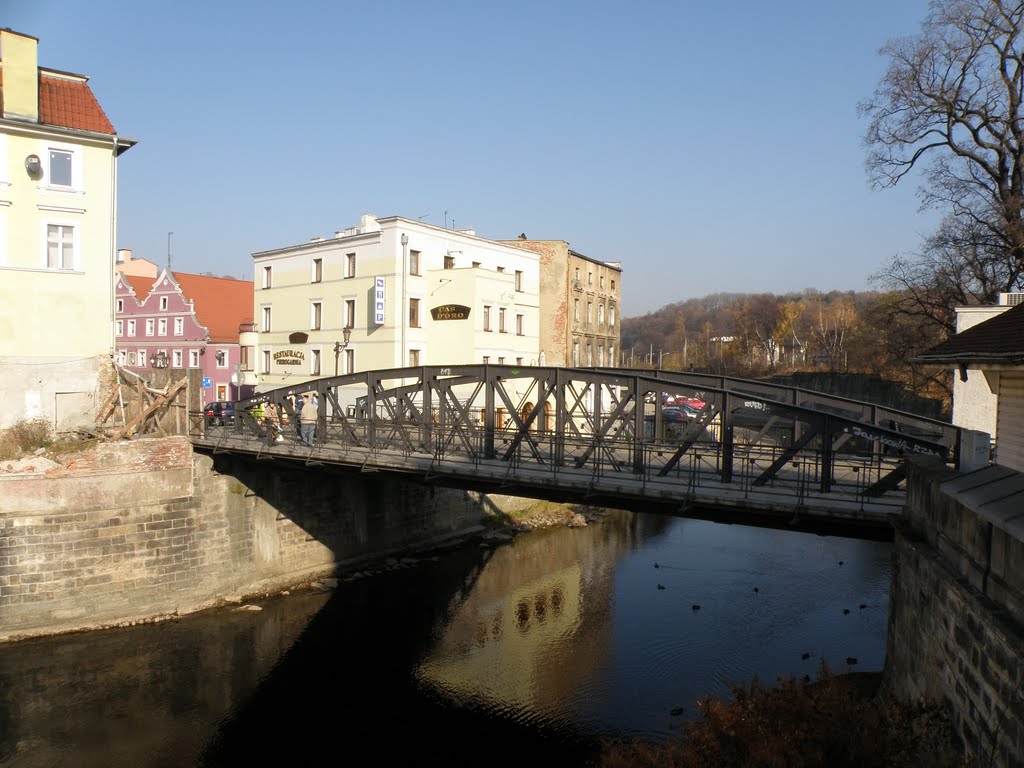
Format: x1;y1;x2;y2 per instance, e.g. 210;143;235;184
114;247;158;278
250;214;541;391
499;236;621;367
114;269;255;403
0;28;135;429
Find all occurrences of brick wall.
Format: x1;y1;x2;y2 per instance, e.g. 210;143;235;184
886;458;1024;767
0;437;490;642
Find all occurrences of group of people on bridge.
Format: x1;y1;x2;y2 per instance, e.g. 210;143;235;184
246;394;319;447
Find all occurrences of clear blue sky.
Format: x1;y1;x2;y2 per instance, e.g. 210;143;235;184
7;0;939;317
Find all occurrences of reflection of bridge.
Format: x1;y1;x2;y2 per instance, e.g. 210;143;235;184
189;365;961;539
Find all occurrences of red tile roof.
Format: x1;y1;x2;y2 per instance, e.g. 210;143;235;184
123;274;155;303
172;272;254;343
38;72;115;134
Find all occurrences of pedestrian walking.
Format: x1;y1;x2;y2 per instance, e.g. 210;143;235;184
300;394;318;447
264;402;283;444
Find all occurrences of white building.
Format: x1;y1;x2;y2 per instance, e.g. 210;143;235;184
249;214;541;390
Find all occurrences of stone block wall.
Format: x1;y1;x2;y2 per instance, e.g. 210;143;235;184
0;437;491;642
886;458;1024;767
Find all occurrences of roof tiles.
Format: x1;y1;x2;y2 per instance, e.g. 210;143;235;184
916;302;1024;364
38;73;115;134
173;272;254;343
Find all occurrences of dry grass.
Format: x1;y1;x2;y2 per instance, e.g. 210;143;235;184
0;417;53;461
598;663;966;768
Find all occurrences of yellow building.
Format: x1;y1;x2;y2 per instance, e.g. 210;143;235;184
0;28;135;429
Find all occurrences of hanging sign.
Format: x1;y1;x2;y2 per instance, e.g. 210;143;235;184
374;276;386;324
430;304;471;321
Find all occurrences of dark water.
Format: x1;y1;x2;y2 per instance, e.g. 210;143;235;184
0;510;891;767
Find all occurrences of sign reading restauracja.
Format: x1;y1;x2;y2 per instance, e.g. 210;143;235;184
273;350;305;366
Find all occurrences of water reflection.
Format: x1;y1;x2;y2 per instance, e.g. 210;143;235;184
0;510;890;767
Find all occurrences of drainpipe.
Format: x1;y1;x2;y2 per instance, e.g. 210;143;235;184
401;233;409;367
109;136;119;357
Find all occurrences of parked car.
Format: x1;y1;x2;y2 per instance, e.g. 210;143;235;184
204;401;236;426
662;405;697;423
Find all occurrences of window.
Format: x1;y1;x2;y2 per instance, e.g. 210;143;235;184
145;319;154;336
344;348;354;375
516;357;524;366
609;304;616;327
311;349;321;376
240;346;253;371
588;271;593;286
345;299;356;328
215;349;228;368
137;349;147;367
312;258;323;283
262;350;271;374
483;305;492;332
117;299;124;313
116;320;123;337
189;349;200;368
472;261;481;268
408;348;420;366
172;349;183;368
444;253;455;269
515;270;523;292
160;296;169;311
174;317;184;335
598;304;605;325
158;318;167;336
587;302;593;325
598;346;605;366
311;301;322;330
572;341;579;366
345;253;356;278
574;299;580;321
600;274;605;290
609;344;615;365
409;297;420;328
611;279;616;291
128;319;136;336
116;350;127;366
586;342;593;366
262;265;272;288
498;356;505;364
499;307;506;333
46;224;74;269
482;355;490;364
409;250;420;275
48;148;73;187
262;306;272;332
128;351;137;365
516;314;524;336
574;267;580;280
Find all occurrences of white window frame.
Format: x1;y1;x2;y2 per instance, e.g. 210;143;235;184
609;304;616;327
174;317;184;335
128;351;137;365
344;298;356;328
261;305;272;332
158;318;168;336
116;350;127;366
160;296;169;311
262;349;271;374
172;349;183;368
516;314;524;336
128;319;136;336
189;349;200;368
42;220;77;271
44;141;82;192
116;299;124;313
310;348;322;376
137;349;147;367
116;320;124;337
310;300;323;330
345;252;356;278
145;318;155;337
344;348;354;375
262;265;272;289
312;257;323;283
215;349;229;369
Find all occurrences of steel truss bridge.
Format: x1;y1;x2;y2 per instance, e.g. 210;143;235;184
189;365;961;539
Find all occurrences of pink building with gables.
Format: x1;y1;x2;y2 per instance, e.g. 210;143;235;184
114;269;255;402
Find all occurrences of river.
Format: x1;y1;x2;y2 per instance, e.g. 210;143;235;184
0;509;892;767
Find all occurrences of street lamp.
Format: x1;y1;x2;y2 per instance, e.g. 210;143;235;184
334;326;352;375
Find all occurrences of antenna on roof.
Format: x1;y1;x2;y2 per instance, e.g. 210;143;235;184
167;231;174;272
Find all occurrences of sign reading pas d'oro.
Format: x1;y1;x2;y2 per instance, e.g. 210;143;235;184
430;304;472;321
273;350;305;366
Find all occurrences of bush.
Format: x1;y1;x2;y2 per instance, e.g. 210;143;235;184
0;417;53;460
598;664;965;768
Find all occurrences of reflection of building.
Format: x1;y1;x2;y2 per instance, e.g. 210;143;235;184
250;214;540;391
114;269;254;401
498;236;622;367
0;28;136;430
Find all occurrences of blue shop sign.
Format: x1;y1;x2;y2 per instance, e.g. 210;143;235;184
202;377;212;388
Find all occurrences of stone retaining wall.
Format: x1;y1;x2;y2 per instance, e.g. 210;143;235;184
0;437;501;642
886;458;1024;767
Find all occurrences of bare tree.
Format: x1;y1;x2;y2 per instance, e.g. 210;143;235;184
861;0;1024;271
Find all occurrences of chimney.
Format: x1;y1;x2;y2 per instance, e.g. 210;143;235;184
0;29;40;123
117;248;131;264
